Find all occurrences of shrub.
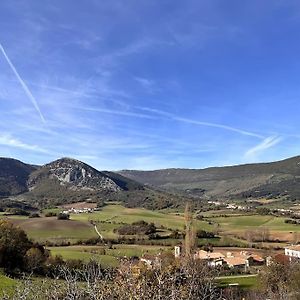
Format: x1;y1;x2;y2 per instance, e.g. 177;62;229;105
29;213;40;218
4;208;30;216
196;230;215;238
45;212;57;217
57;213;70;220
115;220;156;235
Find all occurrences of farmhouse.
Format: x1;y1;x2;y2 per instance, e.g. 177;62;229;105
174;247;264;270
223;257;249;269
285;245;300;258
195;250;225;267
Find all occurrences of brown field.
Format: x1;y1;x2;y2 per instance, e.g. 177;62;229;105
3;216;97;242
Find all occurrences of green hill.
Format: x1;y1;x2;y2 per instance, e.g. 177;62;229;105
119;156;300;201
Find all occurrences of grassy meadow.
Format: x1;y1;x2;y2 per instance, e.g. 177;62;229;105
217;274;258;289
1;203;299;262
48;244;172;267
0;273;16;295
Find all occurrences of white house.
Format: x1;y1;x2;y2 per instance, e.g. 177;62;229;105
285;245;300;258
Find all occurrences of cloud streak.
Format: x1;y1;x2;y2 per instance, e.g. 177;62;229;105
78;106;158;120
0;43;45;123
244;136;282;159
0;134;48;153
136;106;264;139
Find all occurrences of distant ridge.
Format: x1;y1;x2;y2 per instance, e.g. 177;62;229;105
2;155;300;208
0;157;177;209
119;155;300;201
0;157;37;196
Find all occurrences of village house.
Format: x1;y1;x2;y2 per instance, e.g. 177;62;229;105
195;250;225;267
223;256;249;269
174;246;264;270
285;245;300;258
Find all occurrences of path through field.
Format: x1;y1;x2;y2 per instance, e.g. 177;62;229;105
94;224;103;240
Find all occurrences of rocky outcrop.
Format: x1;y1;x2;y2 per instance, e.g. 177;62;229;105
28;158;122;192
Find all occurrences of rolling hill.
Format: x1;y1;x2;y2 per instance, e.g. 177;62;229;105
119;156;300;201
3;155;300;208
0;158;37;197
0;157;180;209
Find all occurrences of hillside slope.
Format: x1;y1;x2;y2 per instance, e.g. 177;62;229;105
119;156;300;200
0;157;175;209
0;158;37;197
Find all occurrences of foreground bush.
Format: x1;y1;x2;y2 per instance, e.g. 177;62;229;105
2;260;226;300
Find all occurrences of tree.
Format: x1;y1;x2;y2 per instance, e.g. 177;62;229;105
25;247;48;272
57;213;70;220
0;220;32;271
259;261;300;299
184;202;195;259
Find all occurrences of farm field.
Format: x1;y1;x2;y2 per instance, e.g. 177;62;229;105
217;274;258;289
70;204;213;231
207;214;300;242
0;204;212;244
0;216;97;243
48;244;172;267
2;203;299;246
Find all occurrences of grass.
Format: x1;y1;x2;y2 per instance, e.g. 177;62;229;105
217;274;258;289
48;246;119;267
211;214;300;232
197;236;248;247
1;217;97;243
71;204;212;231
48;244;171;267
7;204;298;247
0;204;214;245
0;272;17;295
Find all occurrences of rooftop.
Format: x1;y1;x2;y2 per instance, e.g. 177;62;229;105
197;250;225;260
224;257;247;266
285;245;300;251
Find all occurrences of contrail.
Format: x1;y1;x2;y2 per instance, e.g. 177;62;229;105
0;43;45;123
136;106;265;139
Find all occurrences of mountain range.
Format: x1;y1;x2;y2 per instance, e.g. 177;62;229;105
0;157;180;209
119;156;300;202
1;155;300;210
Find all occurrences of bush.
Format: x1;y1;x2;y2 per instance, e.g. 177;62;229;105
196;230;215;238
57;213;70;220
45;212;57;217
4;208;30;216
115;220;156;235
0;220;46;273
29;213;40;218
285;219;298;224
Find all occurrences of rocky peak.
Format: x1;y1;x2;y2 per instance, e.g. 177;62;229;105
28;158;122;192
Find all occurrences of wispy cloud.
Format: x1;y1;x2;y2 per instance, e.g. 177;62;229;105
136;106;264;139
0;43;45;123
78;106;158;120
77;103;265;139
0;134;48;153
134;76;158;93
244;136;282;159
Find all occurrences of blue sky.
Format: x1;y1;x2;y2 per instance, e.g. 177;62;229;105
1;0;300;170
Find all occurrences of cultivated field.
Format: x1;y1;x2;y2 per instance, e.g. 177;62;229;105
48;244;172;267
208;214;300;242
2;204;300;244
